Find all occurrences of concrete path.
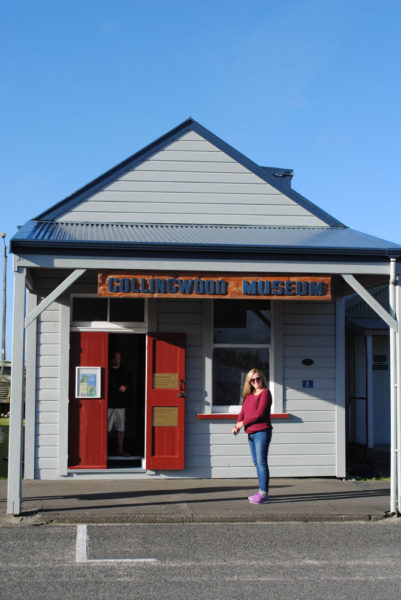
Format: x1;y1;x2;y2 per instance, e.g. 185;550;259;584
0;477;394;524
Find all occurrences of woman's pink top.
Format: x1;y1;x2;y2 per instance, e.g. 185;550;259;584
237;388;272;433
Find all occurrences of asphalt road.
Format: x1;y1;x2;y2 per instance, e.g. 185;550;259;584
1;521;401;600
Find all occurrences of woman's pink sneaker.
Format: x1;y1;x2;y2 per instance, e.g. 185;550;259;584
249;492;270;504
248;493;259;501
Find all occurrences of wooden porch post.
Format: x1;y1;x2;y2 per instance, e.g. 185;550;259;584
7;266;26;515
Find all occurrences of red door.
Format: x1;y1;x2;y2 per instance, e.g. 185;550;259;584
146;333;186;470
68;332;109;469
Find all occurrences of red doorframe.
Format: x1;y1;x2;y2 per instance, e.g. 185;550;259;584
146;333;186;470
68;332;109;469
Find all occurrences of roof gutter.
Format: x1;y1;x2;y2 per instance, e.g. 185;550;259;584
10;238;401;260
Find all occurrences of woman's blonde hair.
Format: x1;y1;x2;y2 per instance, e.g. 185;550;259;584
242;368;267;399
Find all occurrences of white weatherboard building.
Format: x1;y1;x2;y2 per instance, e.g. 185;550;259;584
8;119;401;515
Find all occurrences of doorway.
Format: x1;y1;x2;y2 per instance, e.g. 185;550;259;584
107;333;146;467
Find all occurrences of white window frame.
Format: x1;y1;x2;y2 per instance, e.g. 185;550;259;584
206;299;272;413
70;294;148;333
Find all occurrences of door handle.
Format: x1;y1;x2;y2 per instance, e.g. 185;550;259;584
180;379;185;391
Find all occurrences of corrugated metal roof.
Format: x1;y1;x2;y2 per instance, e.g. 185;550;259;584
347;286;390;316
11;220;401;256
347;316;388;332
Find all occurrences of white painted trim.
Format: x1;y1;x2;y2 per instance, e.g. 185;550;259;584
58;298;70;476
24;291;37;479
209;300;270;412
25;268;86;327
342;274;398;331
7;267;26;514
16;254;393;275
396;278;401;513
143;302;156;472
202;300;213;414
71;324;148;333
147;299;157;331
270;302;284;414
389;261;398;514
75;524;157;563
70;294;149;332
366;335;374;449
335;297;346;478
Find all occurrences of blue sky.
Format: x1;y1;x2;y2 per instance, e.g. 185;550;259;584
1;0;401;359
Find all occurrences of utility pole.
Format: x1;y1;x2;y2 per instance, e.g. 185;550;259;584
1;233;6;362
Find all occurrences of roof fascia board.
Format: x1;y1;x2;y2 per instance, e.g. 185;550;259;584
13;254;393;275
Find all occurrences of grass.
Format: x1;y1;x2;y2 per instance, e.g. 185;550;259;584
0;421;9;479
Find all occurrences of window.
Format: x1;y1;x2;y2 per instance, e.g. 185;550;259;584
109;299;144;322
72;297;145;325
212;300;270;408
72;298;108;322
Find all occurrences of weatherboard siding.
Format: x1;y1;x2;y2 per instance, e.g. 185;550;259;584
32;281;337;479
57;131;327;227
154;299;337;478
280;301;337;476
35;302;61;478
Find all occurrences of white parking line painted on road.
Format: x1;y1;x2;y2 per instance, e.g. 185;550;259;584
76;524;89;562
75;524;158;564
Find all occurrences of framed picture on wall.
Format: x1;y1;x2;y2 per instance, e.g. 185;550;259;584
76;366;101;398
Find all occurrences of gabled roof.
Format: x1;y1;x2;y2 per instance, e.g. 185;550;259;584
10;118;401;260
34;118;343;227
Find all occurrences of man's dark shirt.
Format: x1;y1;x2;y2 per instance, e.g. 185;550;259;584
108;364;131;408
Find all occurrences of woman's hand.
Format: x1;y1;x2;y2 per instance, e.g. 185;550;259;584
232;421;243;436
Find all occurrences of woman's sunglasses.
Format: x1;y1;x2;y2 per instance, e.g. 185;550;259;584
250;376;262;383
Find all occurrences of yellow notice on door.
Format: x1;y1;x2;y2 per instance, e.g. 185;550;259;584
152;406;178;427
153;373;178;389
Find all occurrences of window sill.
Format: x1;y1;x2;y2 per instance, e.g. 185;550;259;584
196;413;290;420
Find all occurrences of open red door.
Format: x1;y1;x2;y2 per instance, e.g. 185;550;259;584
146;333;186;470
68;332;109;469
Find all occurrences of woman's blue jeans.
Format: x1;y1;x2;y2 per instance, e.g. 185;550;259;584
248;428;272;495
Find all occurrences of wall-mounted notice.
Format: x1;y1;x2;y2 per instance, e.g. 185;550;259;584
153;373;179;389
76;367;101;398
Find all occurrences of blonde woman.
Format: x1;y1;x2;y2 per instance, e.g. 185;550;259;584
232;368;272;504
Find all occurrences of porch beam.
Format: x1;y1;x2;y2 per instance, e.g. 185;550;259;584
25;268;86;328
14;254;396;275
342;274;398;332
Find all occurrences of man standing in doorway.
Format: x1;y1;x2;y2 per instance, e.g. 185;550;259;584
108;351;131;456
